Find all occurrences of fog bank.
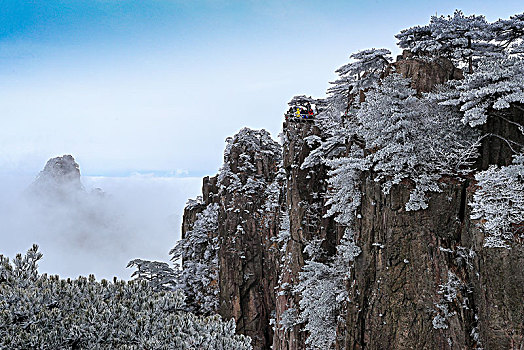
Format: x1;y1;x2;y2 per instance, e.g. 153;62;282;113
0;174;202;280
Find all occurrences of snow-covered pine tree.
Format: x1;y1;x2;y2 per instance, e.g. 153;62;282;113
0;245;252;349
396;10;499;72
126;258;178;291
290;50;393;349
471;154;524;248
356;73;478;210
323;144;368;226
302;49;392;171
435;55;524;132
328;48;392;118
491;12;524;54
169;202;220;315
126;202;220;316
287;95;322;109
294;229;361;350
335;48;392;92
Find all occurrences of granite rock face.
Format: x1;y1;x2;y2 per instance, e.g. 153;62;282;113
216;128;282;349
182;128;282;350
182;56;523;349
393;50;463;93
272;120;338;350
346;176;473;349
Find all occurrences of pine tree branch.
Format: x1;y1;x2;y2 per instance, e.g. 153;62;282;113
485;132;524;154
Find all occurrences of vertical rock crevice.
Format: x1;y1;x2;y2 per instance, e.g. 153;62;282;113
273;120;335;350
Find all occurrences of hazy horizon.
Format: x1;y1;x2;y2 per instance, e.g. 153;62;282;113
0;168;203;280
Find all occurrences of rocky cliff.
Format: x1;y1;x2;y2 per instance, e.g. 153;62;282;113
181;54;524;349
181;129;282;349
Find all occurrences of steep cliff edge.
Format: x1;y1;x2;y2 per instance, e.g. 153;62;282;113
180;54;523;350
272;120;339;350
181;128;282;349
347;177;473;349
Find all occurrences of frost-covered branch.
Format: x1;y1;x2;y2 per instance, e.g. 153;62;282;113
471;154;524;248
436;56;524;127
357;74;478;210
294;230;360;350
1;246;252;349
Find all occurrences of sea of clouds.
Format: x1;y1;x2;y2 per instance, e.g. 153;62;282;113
0;173;202;280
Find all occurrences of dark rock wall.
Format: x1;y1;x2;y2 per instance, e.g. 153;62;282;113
182;129;283;350
477;105;524;170
343;175;523;349
216;130;281;350
273;120;338;350
181;176;218;240
464;190;524;349
346;177;474;349
216;171;279;350
181;56;523;349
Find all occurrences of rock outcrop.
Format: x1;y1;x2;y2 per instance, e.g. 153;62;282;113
272;120;338;350
393;50;463;93
182;129;282;349
216;128;281;349
30;155;83;197
182;55;524;349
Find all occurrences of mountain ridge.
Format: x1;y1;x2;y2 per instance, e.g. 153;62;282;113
178;49;524;349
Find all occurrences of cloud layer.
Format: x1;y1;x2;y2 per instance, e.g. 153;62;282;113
0;173;202;280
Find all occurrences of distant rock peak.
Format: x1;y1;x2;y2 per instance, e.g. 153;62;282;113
30;154;84;197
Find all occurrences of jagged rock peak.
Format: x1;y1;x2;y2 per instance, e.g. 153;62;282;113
224;127;281;162
219;128;282;187
32;154;83;193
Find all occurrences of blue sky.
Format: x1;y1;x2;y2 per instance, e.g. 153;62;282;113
1;0;523;177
